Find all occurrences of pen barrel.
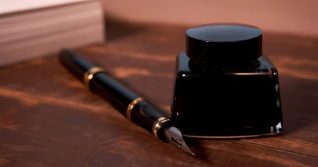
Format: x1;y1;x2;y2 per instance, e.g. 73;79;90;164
90;73;138;114
59;49;171;140
90;73;170;140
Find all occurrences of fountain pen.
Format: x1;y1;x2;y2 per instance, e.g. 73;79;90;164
59;49;195;156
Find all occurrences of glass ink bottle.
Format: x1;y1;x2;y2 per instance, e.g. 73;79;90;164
171;24;283;138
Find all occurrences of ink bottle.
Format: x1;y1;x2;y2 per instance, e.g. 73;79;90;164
171;24;283;138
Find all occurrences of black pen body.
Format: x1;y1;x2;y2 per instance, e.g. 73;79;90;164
59;49;94;80
90;73;169;136
59;49;170;140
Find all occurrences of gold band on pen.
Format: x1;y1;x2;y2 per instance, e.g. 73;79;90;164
126;98;143;121
83;67;105;88
152;117;170;138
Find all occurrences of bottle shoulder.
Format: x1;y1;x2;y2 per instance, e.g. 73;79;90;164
176;52;278;77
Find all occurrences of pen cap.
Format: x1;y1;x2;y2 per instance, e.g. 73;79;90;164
186;24;262;64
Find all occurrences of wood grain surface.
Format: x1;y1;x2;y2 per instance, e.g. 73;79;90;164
0;19;317;166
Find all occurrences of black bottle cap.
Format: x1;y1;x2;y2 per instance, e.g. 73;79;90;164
186;24;262;64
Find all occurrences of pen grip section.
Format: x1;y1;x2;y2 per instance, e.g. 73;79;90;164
131;101;170;140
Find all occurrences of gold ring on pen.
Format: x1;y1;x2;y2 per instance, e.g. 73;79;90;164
152;117;170;138
83;66;105;88
126;98;143;121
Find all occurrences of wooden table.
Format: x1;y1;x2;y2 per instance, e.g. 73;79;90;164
0;19;317;166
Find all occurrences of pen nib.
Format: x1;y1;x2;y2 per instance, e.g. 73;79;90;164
164;126;195;156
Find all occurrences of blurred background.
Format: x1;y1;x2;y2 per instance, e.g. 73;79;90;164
100;0;318;37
